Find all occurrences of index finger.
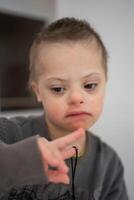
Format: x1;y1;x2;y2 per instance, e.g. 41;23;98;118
51;128;85;149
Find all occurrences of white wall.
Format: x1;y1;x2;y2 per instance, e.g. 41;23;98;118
56;0;134;199
0;0;56;21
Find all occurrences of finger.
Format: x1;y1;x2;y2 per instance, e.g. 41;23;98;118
61;147;76;160
48;148;69;172
38;138;68;172
52;128;85;149
47;170;70;184
38;138;60;167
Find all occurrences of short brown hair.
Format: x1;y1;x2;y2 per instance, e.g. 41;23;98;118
29;17;108;83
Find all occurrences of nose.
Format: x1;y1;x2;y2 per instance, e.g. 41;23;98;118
67;88;84;106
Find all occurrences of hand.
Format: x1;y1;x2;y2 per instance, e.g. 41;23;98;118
37;128;85;184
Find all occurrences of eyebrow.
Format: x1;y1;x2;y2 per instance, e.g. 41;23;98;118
46;77;67;82
83;72;101;79
46;72;101;82
83;72;100;78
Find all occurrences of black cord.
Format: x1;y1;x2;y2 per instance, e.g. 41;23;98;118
70;146;78;200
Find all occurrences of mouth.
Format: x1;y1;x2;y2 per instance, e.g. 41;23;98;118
66;111;91;118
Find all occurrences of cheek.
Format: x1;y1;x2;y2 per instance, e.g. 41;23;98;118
43;99;64;119
91;95;105;115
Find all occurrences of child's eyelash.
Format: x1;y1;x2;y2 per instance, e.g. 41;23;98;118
84;83;98;90
51;87;65;93
49;83;98;94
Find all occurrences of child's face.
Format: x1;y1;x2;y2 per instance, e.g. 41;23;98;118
32;42;106;134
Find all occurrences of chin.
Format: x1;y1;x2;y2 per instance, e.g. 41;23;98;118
66;122;90;132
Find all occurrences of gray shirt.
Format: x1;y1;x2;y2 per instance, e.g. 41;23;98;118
0;115;129;199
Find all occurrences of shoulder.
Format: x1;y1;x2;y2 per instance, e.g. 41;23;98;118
89;132;123;168
0;115;43;143
86;131;125;183
89;132;126;194
88;132;128;199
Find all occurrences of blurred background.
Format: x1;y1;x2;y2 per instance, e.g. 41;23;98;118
0;0;133;199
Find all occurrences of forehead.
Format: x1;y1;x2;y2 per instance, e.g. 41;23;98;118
37;41;104;77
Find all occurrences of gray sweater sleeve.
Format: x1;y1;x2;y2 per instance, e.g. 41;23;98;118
0;118;48;193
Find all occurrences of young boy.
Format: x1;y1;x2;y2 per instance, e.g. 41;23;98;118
0;17;128;199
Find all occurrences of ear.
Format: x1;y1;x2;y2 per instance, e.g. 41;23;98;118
31;82;42;102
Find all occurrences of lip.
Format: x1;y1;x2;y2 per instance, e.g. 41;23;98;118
66;111;91;118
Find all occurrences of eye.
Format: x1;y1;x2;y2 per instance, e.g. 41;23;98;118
84;83;98;91
51;87;66;94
